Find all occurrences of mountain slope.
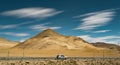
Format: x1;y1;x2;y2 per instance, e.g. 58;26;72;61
91;42;120;51
0;38;19;49
14;29;100;50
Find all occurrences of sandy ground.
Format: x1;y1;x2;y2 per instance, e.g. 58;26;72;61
0;49;119;57
0;59;120;65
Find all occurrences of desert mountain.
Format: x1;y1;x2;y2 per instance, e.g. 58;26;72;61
14;29;100;50
0;38;19;49
91;42;120;51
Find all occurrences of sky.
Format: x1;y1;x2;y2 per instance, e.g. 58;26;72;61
0;0;120;44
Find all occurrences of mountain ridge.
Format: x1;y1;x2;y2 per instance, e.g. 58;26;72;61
91;42;120;51
14;29;98;50
0;29;119;57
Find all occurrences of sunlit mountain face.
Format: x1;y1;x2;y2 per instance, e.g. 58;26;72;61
14;29;97;50
1;29;119;57
0;0;120;45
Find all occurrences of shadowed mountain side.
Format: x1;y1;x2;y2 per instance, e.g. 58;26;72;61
91;42;120;51
14;29;100;50
0;38;19;49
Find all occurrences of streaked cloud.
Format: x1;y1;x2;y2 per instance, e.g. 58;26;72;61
1;7;63;19
29;23;61;31
0;24;17;29
18;21;35;25
91;30;111;33
73;9;116;31
0;32;30;37
0;21;34;29
78;35;120;44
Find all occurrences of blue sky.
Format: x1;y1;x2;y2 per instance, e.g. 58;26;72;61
0;0;120;44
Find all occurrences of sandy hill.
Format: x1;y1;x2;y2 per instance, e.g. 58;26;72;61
14;29;102;51
0;38;19;49
1;29;119;57
91;42;120;51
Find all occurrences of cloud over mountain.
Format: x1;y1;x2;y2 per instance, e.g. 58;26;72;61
78;35;120;44
29;23;61;31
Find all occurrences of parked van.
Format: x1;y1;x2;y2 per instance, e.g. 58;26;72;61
56;54;67;60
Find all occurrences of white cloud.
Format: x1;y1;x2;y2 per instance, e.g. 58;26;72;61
78;35;106;43
1;7;63;19
0;21;35;29
20;37;29;42
18;21;35;25
29;23;61;31
74;9;116;31
0;32;30;37
98;36;120;40
91;30;111;33
0;24;17;29
78;35;120;44
20;39;26;42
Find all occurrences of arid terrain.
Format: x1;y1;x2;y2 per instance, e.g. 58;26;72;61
0;59;120;65
0;29;119;65
0;0;120;65
0;38;18;49
0;29;119;57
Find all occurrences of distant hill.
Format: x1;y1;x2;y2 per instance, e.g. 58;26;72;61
0;38;19;49
91;42;120;51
